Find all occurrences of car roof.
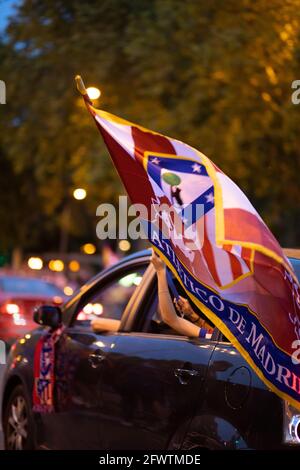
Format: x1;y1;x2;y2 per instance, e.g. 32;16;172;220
0;275;55;283
75;249;151;292
61;248;300;313
84;248;300;288
283;248;300;260
118;248;151;262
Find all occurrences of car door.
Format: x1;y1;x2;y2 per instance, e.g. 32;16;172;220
97;272;217;450
39;262;147;450
99;333;217;450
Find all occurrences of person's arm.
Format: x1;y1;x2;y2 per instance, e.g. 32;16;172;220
151;250;200;337
91;317;120;333
174;296;214;332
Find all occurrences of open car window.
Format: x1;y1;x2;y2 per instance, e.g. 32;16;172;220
141;269;217;339
72;266;147;330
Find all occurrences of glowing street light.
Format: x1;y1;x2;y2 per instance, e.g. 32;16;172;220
86;87;101;100
119;240;131;252
82;243;96;255
28;257;43;270
73;188;87;200
69;260;80;272
49;259;64;272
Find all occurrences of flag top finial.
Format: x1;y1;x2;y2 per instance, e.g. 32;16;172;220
75;75;87;95
75;75;93;105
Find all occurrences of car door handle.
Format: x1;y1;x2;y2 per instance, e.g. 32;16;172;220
174;368;200;385
88;350;105;368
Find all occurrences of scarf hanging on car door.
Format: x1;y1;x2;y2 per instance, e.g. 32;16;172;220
32;326;64;413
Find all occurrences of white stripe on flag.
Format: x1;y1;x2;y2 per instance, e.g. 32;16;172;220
203;210;249;286
217;172;258;216
211;244;235;286
95;115;135;159
170;138;201;161
229;245;251;274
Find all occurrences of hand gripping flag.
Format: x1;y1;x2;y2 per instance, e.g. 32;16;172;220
77;78;300;409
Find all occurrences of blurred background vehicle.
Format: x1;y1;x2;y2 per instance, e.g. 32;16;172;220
0;276;66;347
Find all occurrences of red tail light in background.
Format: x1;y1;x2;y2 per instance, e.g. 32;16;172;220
3;303;20;315
0;302;26;326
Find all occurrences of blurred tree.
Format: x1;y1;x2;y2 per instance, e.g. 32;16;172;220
1;0;299;251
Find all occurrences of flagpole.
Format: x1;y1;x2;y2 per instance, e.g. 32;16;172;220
75;75;93;104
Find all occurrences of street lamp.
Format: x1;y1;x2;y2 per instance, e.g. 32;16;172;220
86;87;101;100
49;259;64;272
82;243;96;255
69;260;80;272
60;189;88;253
73;188;87;200
28;257;43;270
119;240;131;252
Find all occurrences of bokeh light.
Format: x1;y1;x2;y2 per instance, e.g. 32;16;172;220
49;259;64;272
86;87;101;100
119;240;131;252
69;260;80;272
82;243;96;255
73;188;87;200
28;257;43;270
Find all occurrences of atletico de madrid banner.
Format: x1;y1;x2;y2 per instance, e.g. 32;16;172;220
80;90;300;409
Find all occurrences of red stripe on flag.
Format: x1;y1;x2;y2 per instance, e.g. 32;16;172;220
223;243;232;251
241;247;252;269
224;208;284;259
202;219;221;286
131;126;175;162
95;122;155;209
228;252;243;279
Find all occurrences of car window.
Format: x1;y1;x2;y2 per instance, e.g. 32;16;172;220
142;271;215;338
72;266;147;329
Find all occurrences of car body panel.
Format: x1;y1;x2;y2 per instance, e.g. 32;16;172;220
181;342;283;450
94;332;216;450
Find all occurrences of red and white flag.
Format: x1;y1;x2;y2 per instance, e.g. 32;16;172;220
81;96;300;410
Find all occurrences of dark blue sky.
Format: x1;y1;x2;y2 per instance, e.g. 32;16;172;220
0;0;17;32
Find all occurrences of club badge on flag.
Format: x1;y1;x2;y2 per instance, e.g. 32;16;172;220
77;76;300;410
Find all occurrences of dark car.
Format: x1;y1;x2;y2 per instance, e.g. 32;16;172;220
1;250;300;450
0;276;65;347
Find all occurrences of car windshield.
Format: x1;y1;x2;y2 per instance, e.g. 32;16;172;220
0;277;63;296
290;258;300;281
